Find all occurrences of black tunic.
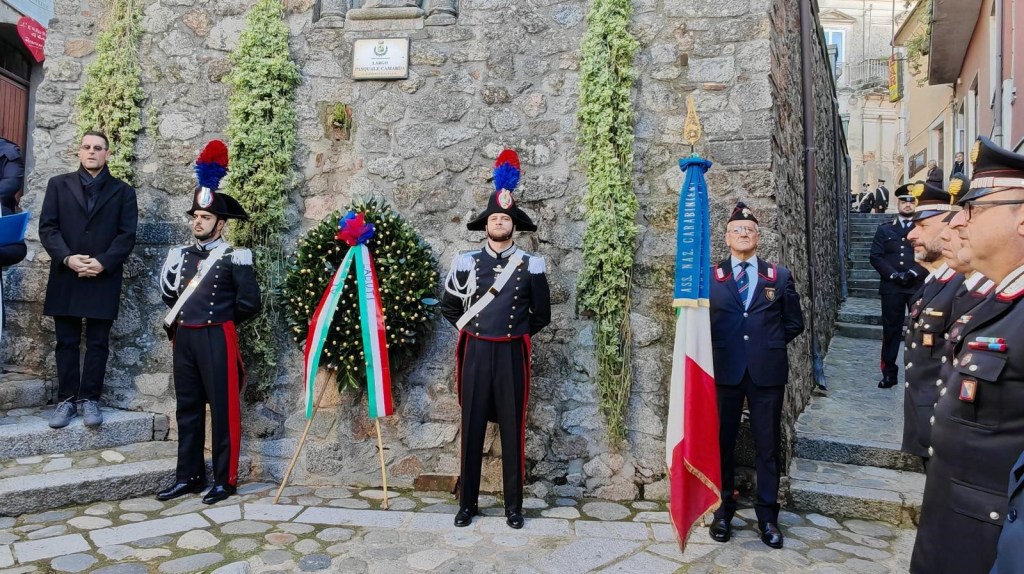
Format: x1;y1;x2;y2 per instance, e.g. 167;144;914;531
440;243;550;512
911;264;1024;574
901;266;964;458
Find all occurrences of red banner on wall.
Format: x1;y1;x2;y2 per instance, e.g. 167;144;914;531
16;17;47;63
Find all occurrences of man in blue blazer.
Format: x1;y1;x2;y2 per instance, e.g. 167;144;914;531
707;202;804;549
991;449;1024;573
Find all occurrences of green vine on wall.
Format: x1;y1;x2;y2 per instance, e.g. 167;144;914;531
576;0;640;444
904;0;932;84
224;0;301;397
75;0;144;182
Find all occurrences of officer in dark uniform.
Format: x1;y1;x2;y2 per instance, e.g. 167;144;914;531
991;448;1024;573
870;187;926;388
873;179;890;213
911;137;1024;574
901;179;963;467
440;149;551;530
707;202;804;549
155;141;261;505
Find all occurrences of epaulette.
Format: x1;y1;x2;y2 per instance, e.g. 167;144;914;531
230;248;253;266
451;251;477;272
527;254;545;274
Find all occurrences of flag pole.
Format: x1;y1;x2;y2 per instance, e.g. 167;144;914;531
274;370;334;504
374;418;389;509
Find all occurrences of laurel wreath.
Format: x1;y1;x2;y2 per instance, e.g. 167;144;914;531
282;198;440;389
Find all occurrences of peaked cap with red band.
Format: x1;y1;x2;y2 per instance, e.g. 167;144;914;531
187;140;249;220
466;149;537;232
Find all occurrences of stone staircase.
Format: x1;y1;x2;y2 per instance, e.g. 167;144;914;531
845;211;891;298
786;297;926;526
0;371;250;516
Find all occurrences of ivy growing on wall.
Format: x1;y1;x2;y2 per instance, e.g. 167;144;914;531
224;0;301;396
904;0;932;85
576;0;639;443
75;0;144;181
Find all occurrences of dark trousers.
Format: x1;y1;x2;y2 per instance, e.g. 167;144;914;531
53;315;113;402
880;290;915;381
172;324;242;487
715;371;785;524
458;336;528;513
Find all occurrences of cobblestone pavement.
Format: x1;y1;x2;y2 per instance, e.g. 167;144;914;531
0;483;913;573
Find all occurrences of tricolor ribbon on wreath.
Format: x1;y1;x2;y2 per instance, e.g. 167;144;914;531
302;210;394;420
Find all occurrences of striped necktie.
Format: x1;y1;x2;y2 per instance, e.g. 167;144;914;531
736;262;750;308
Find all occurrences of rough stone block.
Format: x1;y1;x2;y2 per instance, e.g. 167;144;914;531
293;507;412;528
413;474;457;493
0;408;155;459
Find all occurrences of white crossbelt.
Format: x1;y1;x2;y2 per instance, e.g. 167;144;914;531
456;251;525;331
163;244;229;329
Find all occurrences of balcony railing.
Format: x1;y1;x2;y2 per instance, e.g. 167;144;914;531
834;59;890;90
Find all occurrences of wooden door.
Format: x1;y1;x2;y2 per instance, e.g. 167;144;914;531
0;72;28;150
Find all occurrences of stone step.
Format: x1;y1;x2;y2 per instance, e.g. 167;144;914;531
0;441;252;516
0;376;51;410
849;268;881;281
836;322;882;340
837;299;882;326
0;407;166;460
794;432;923;472
848;279;880;292
848;288;879;299
787;458;924;526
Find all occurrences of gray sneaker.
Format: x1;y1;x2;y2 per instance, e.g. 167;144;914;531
48;399;78;429
81;400;103;427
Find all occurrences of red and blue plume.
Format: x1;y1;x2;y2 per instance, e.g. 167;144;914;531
195;140;229;190
493;149;521;192
336;211;376;246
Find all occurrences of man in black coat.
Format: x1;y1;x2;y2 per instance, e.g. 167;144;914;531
901;180;963;468
440;149;550;530
873;179;890;213
870;188;926;388
0;137;24;208
155;142;261;505
911;137;1024;574
39;131;138;429
707;202;804;550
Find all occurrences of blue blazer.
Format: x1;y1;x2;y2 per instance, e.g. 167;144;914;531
991;449;1024;574
709;258;804;387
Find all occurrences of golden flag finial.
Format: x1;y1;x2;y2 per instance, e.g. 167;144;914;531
683;95;703;148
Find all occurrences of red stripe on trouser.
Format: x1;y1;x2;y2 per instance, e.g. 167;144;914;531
520;335;531;482
222;322;242;486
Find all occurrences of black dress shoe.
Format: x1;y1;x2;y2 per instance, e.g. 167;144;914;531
202;484;236;505
453;506;478;527
156;476;206;501
878;378;898;389
758;522;784;549
708;517;732;542
505;509;524;529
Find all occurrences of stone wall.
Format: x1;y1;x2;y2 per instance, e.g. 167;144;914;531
9;0;845;501
767;0;847;466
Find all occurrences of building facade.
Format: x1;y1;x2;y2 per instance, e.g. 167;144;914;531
819;0;908;203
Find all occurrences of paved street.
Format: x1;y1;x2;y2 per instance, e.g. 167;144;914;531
0;483;913;573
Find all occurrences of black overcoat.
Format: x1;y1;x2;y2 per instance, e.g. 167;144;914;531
38;167;138;320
